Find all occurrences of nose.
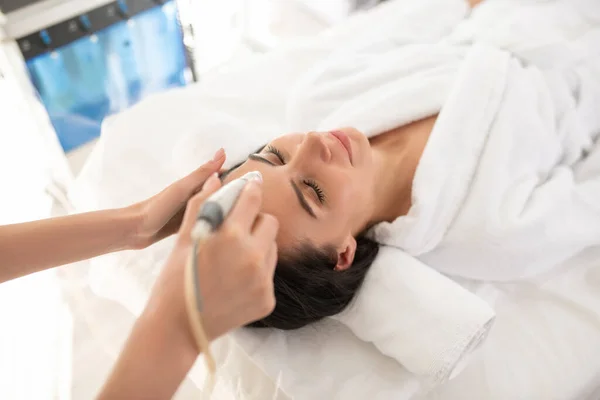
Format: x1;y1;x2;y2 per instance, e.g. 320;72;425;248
296;132;331;164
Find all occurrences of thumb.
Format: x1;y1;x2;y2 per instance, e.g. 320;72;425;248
179;173;222;236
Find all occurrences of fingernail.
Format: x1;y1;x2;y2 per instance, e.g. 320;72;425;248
246;179;262;190
212;148;225;162
248;171;263;183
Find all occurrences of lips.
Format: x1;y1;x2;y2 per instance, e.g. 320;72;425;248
329;130;353;164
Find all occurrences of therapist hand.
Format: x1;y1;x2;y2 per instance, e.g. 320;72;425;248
146;172;279;345
129;148;226;249
99;172;278;400
98;171;279;400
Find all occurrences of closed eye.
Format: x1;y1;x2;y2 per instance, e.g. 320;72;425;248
303;179;325;204
265;145;286;164
248;145;286;166
247;145;320;219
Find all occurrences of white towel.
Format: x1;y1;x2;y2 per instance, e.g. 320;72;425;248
332;246;495;387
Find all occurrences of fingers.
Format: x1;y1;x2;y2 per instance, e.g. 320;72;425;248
179;173;222;235
164;149;225;207
181;149;226;196
226;181;263;231
149;149;225;231
264;242;278;279
252;213;279;249
251;213;278;282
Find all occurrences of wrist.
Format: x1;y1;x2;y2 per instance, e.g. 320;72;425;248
93;206;143;252
118;204;148;250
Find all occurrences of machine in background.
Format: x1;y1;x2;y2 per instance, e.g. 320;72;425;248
1;0;192;153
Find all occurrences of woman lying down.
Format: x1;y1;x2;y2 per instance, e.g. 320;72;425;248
215;1;600;331
222;123;431;329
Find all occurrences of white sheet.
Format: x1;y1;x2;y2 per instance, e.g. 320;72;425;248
69;0;600;398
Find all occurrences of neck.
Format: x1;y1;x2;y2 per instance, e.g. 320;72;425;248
369;143;414;224
367;115;437;224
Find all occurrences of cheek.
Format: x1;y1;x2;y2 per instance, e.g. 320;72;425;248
329;174;359;211
327;167;374;223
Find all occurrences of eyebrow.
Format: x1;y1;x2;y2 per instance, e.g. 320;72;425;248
247;154;317;219
290;180;317;219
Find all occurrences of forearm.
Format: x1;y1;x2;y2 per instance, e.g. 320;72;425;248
98;302;199;400
0;208;139;283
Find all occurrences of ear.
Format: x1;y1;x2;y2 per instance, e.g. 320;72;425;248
335;235;357;271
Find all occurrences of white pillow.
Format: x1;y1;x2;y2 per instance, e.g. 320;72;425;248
332;246;495;388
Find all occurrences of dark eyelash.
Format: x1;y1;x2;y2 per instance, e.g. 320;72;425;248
303;179;325;204
266;145;286;164
263;145;325;204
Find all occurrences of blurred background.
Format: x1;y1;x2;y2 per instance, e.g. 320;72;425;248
0;0;384;398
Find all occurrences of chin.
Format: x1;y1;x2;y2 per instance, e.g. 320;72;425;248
345;127;369;146
345;127;371;156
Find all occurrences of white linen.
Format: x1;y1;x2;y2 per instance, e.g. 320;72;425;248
69;0;600;398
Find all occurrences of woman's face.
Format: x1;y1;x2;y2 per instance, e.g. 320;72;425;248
222;128;377;269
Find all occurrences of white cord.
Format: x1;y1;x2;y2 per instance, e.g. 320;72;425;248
184;220;217;399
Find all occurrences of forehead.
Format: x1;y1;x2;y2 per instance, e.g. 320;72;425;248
261;133;305;151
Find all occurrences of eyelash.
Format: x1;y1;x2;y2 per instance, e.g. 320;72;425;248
266;145;286;164
266;145;326;204
303;179;325;204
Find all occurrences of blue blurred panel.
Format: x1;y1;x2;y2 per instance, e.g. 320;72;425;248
129;1;188;95
25;1;188;153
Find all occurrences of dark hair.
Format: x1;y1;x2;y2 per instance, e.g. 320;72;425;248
250;235;379;330
220;155;380;330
